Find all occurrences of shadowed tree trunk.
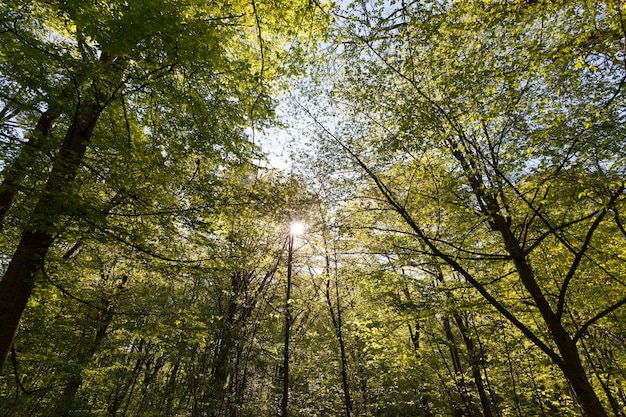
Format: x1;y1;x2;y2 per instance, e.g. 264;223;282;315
319;217;353;417
452;312;495;417
0;50;126;371
208;268;278;417
407;322;433;417
53;307;115;416
442;315;476;417
325;276;353;417
281;235;294;417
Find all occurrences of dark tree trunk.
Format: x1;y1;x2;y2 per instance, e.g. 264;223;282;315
442;316;476;417
162;358;181;415
0;229;53;371
207;269;272;417
53;288;119;416
0;51;125;372
579;336;625;417
449;142;611;417
55;375;84;417
408;323;433;417
325;277;353;417
453;313;495;417
210;309;236;416
501;324;524;417
281;235;294;417
504;225;608;417
108;339;146;417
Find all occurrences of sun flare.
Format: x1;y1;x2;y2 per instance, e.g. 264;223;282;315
289;222;305;236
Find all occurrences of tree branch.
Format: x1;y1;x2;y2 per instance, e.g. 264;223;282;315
557;186;624;319
298;102;563;367
574;294;626;342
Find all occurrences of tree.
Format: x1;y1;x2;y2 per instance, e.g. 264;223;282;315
304;0;626;415
0;0;328;370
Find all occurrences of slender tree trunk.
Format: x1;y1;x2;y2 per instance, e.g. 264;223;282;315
318;204;354;417
211;272;247;416
163;358;181;415
356;357;370;417
325;277;353;417
108;340;146;417
281;235;294;417
401;283;434;417
408;323;433;417
453;313;495;417
442;316;476;417
230;340;246;417
522;354;548;417
500;322;523;417
210;270;270;416
211;312;236;416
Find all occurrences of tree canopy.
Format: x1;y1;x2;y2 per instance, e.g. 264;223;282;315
1;1;625;417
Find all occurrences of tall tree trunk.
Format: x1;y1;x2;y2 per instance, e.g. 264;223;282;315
318;204;354;417
449;143;611;417
501;323;524;417
163;358;181;415
579;336;624;417
407;323;433;417
53;273;126;416
108;339;146;417
281;235;294;417
0;51;125;371
325;277;353;417
442;316;476;417
0;229;54;371
208;269;273;416
504;222;608;417
429;270;482;417
210;301;237;417
230;340;246;417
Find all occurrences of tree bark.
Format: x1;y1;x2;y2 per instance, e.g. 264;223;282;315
52;274;122;416
209;274;240;417
408;323;434;417
442;316;476;417
0;229;53;371
500;218;608;417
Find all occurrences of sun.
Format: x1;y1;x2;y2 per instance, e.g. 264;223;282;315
289;222;305;236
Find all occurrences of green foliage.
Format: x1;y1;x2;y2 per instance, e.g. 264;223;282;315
292;0;626;416
3;1;626;417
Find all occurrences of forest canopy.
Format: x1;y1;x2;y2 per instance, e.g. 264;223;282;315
1;1;625;417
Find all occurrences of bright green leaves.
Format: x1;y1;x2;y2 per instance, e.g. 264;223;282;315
0;0;332;412
294;1;626;415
